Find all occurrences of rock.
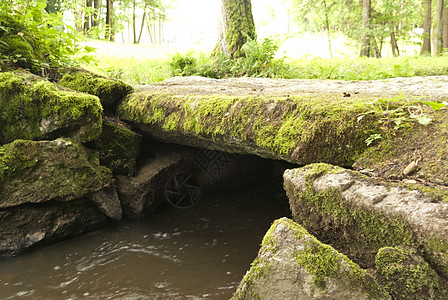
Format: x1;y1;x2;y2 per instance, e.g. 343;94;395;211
283;163;448;278
60;68;133;113
375;246;447;299
87;184;122;221
94;120;142;176
0;198;106;256
116;143;192;219
117;76;448;167
0;138;114;208
0;71;103;144
232;217;389;300
117;77;384;167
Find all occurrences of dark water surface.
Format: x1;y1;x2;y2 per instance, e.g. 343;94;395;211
0;180;290;299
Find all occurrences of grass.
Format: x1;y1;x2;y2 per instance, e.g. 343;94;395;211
82;39;448;86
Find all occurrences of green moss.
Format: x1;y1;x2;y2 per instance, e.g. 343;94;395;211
287;164;415;268
375;247;446;299
0;139;38;180
231;257;269;300
119;92;388;166
60;68;133;112
94;120;141;176
0;72;102;143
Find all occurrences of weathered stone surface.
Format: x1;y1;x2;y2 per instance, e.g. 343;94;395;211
354;109;448;186
87;184;122;221
0;138;113;208
233;217;389;300
0;71;103;144
284;163;448;278
118;76;448;167
60;68;133;113
375;246;447;299
116;143;191;219
94;119;142;176
0;198;106;256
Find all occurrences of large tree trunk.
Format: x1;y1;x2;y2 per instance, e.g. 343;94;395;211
443;7;448;49
106;0;115;41
421;0;432;55
360;0;371;57
214;0;256;58
432;0;444;55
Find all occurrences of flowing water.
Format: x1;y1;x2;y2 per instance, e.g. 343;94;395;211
0;179;290;299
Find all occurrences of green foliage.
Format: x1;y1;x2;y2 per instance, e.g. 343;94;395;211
0;0;95;77
168;37;292;79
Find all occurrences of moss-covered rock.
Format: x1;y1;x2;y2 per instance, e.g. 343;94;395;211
60;68;133;113
118;81;386;167
375;246;447;299
94;120;142;176
232;217;390;299
0;138;113;208
283;163;448;278
0;71;102;144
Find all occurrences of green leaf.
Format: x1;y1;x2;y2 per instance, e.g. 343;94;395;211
416;115;432;125
423;101;446;111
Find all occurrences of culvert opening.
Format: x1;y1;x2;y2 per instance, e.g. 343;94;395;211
0;139;295;299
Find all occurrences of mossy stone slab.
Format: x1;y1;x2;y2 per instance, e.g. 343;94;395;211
0;138;113;208
0;71;102;144
232;217;389;299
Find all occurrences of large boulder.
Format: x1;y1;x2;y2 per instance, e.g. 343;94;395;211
232;217;389;300
0;138;114;208
0;198;106;256
117;76;448;168
0;71;103;144
60;68;133;113
283;163;448;280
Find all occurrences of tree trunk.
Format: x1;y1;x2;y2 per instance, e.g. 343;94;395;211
214;0;256;58
92;0;99;28
443;7;448;49
84;0;93;34
432;0;444;55
133;0;137;44
421;0;432;55
323;0;333;58
76;4;83;33
360;0;371;57
106;0;114;41
390;29;400;56
137;5;147;44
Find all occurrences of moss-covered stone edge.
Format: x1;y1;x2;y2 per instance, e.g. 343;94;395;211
0;71;103;144
375;246;447;299
118;91;409;166
285;163;448;277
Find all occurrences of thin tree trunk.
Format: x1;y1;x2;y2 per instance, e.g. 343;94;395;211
84;0;92;34
214;0;256;58
77;4;83;33
360;0;371;57
421;0;432;54
92;0;99;28
133;0;137;44
323;0;333;58
137;4;147;44
443;7;448;49
146;14;154;44
390;29;400;56
432;0;444;55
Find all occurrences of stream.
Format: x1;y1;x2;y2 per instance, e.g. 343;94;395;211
0;179;290;299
